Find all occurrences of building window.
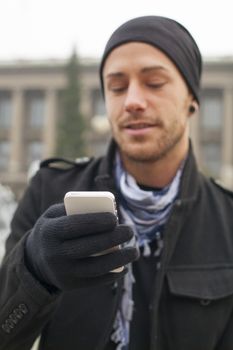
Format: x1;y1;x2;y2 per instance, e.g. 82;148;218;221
26;91;45;128
27;141;43;167
199;89;223;178
0;91;12;128
0;141;10;170
200;90;223;131
201;142;221;178
92;89;106;117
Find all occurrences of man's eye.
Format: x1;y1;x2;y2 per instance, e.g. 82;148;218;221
147;82;165;89
109;85;127;93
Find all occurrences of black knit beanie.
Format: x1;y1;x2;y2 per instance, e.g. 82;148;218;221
100;16;202;103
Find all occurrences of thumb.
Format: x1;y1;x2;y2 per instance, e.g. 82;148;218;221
44;203;66;218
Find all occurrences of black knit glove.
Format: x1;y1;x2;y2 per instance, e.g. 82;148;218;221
25;203;138;291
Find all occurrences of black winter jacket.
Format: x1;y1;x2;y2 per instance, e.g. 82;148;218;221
1;141;233;350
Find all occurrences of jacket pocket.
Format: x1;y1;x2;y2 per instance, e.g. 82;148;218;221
159;267;233;350
167;266;233;301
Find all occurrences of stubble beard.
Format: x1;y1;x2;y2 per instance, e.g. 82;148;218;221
115;122;187;164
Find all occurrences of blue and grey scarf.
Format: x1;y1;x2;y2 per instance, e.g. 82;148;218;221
111;153;184;349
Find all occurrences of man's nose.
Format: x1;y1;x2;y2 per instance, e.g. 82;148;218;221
124;83;147;113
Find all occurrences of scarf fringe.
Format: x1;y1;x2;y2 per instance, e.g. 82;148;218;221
142;240;151;256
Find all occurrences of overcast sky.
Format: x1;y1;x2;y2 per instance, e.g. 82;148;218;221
1;0;233;61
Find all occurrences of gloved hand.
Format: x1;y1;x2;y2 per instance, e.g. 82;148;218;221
25;203;138;291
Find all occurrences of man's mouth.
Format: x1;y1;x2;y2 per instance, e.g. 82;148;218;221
127;123;151;129
126;123;154;129
121;121;158;136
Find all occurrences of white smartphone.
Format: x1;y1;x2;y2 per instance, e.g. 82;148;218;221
64;191;118;217
64;191;123;273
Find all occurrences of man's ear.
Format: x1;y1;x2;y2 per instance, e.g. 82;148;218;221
188;100;199;116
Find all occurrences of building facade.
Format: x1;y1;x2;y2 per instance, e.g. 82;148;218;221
0;57;232;198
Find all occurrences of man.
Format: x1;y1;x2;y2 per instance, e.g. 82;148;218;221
1;16;233;350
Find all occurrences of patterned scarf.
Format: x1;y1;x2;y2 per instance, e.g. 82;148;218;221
111;153;184;349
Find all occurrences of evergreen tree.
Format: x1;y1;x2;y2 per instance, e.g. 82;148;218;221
56;49;87;158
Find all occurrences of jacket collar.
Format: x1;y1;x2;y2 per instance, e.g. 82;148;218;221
94;139;118;194
178;140;200;203
95;139;117;176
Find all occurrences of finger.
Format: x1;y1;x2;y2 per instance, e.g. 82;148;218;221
52;212;118;240
44;203;66;218
60;225;134;258
74;247;139;277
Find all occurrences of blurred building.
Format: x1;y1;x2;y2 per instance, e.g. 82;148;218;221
0;57;232;198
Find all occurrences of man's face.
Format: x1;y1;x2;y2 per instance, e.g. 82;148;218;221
103;42;194;164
